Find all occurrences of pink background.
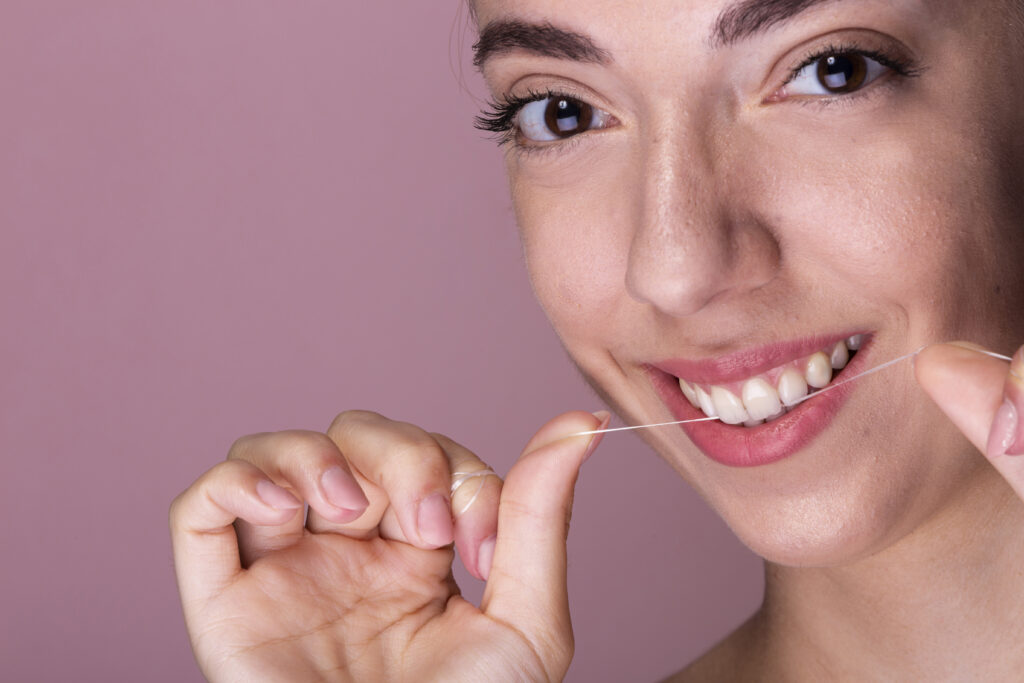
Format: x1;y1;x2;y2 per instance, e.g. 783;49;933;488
1;3;762;681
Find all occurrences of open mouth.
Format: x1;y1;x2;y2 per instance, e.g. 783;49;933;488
675;335;865;427
646;333;873;467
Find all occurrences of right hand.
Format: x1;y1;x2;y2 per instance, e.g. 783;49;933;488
170;409;608;682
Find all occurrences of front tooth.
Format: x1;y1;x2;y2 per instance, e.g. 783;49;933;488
741;377;783;421
778;367;809;406
678;378;700;408
805;351;833;389
695;385;717;417
846;334;864;351
830;341;850;370
710;386;749;425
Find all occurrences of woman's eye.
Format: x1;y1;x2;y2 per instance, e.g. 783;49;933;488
786;52;890;97
517;96;614;142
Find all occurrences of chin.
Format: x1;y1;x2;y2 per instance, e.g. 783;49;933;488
717;497;902;568
693;436;988;568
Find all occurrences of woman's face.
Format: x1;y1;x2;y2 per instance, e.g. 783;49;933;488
473;0;1024;565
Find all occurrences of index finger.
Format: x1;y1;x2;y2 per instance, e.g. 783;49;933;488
327;410;455;549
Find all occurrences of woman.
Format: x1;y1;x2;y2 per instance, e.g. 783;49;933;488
170;0;1024;679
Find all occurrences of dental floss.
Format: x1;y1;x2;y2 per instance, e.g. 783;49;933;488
450;469;497;515
572;345;1015;438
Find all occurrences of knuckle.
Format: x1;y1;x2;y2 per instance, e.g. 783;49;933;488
270;429;339;464
168;491;187;526
390;434;446;464
328;409;386;434
383;437;450;486
226;431;271;460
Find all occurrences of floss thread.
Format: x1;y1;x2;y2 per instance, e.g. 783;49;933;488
450;469;497;515
572;346;1014;438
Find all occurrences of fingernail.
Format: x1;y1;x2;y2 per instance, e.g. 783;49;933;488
583;411;612;462
986;399;1018;458
256;480;303;510
477;535;496;581
321;467;369;511
1012;346;1024;382
417;494;454;547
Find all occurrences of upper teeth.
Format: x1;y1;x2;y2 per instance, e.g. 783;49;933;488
677;336;862;426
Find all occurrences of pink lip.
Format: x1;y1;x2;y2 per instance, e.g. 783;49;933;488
652;333;857;385
647;333;871;468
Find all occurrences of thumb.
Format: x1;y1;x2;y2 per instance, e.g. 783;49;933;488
480;410;609;673
915;342;1007;453
915;342;1024;499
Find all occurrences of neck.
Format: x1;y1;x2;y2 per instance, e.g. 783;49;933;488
756;465;1024;681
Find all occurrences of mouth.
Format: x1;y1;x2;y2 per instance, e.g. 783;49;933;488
647;333;871;467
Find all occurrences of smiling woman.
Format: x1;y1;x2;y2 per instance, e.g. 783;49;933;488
171;1;1024;680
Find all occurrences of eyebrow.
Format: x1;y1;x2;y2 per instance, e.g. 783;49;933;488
472;20;610;68
712;0;841;46
473;0;843;68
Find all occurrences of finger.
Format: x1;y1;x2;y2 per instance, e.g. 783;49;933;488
481;410;609;677
227;431;373;545
234;500;307;567
433;432;503;581
915;343;1007;453
327;411;454;549
915;343;1024;499
169;459;303;608
986;345;1024;458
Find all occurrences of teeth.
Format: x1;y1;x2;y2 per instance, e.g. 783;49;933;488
696;385;717;418
777;368;809;407
710;386;749;425
805;351;833;389
741;377;783;421
830;340;850;370
678;378;700;408
678;338;863;426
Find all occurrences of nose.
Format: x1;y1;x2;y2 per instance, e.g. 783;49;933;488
625;122;780;318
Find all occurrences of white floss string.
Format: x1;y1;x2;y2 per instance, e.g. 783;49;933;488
450;469;497;515
573;346;1015;438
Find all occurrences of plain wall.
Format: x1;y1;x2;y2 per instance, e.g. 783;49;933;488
1;3;763;681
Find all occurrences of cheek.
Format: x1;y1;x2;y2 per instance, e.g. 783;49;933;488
748;108;1024;340
509;154;635;344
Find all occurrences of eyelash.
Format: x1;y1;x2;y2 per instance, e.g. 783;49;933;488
783;41;922;90
476;41;923;151
475;88;566;147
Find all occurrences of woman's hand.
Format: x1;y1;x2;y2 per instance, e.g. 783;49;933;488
916;342;1024;500
170;409;607;682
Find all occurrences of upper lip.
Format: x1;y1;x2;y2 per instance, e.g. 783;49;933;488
648;332;860;385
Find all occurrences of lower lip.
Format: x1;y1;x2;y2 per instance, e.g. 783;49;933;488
648;344;871;468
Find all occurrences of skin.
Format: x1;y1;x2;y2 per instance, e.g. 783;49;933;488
170;1;1024;680
473;0;1024;678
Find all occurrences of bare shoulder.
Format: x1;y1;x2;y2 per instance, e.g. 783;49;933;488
660;614;765;683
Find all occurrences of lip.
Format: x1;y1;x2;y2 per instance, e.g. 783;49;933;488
652;333;857;385
646;333;871;468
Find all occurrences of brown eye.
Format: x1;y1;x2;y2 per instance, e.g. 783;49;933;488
543;97;594;138
515;95;615;143
816;53;868;93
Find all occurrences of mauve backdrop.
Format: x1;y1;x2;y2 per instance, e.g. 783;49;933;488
1;3;763;681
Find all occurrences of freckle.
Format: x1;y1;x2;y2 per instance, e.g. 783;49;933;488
995;285;1002;295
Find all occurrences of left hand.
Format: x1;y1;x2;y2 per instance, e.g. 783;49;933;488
915;342;1024;499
